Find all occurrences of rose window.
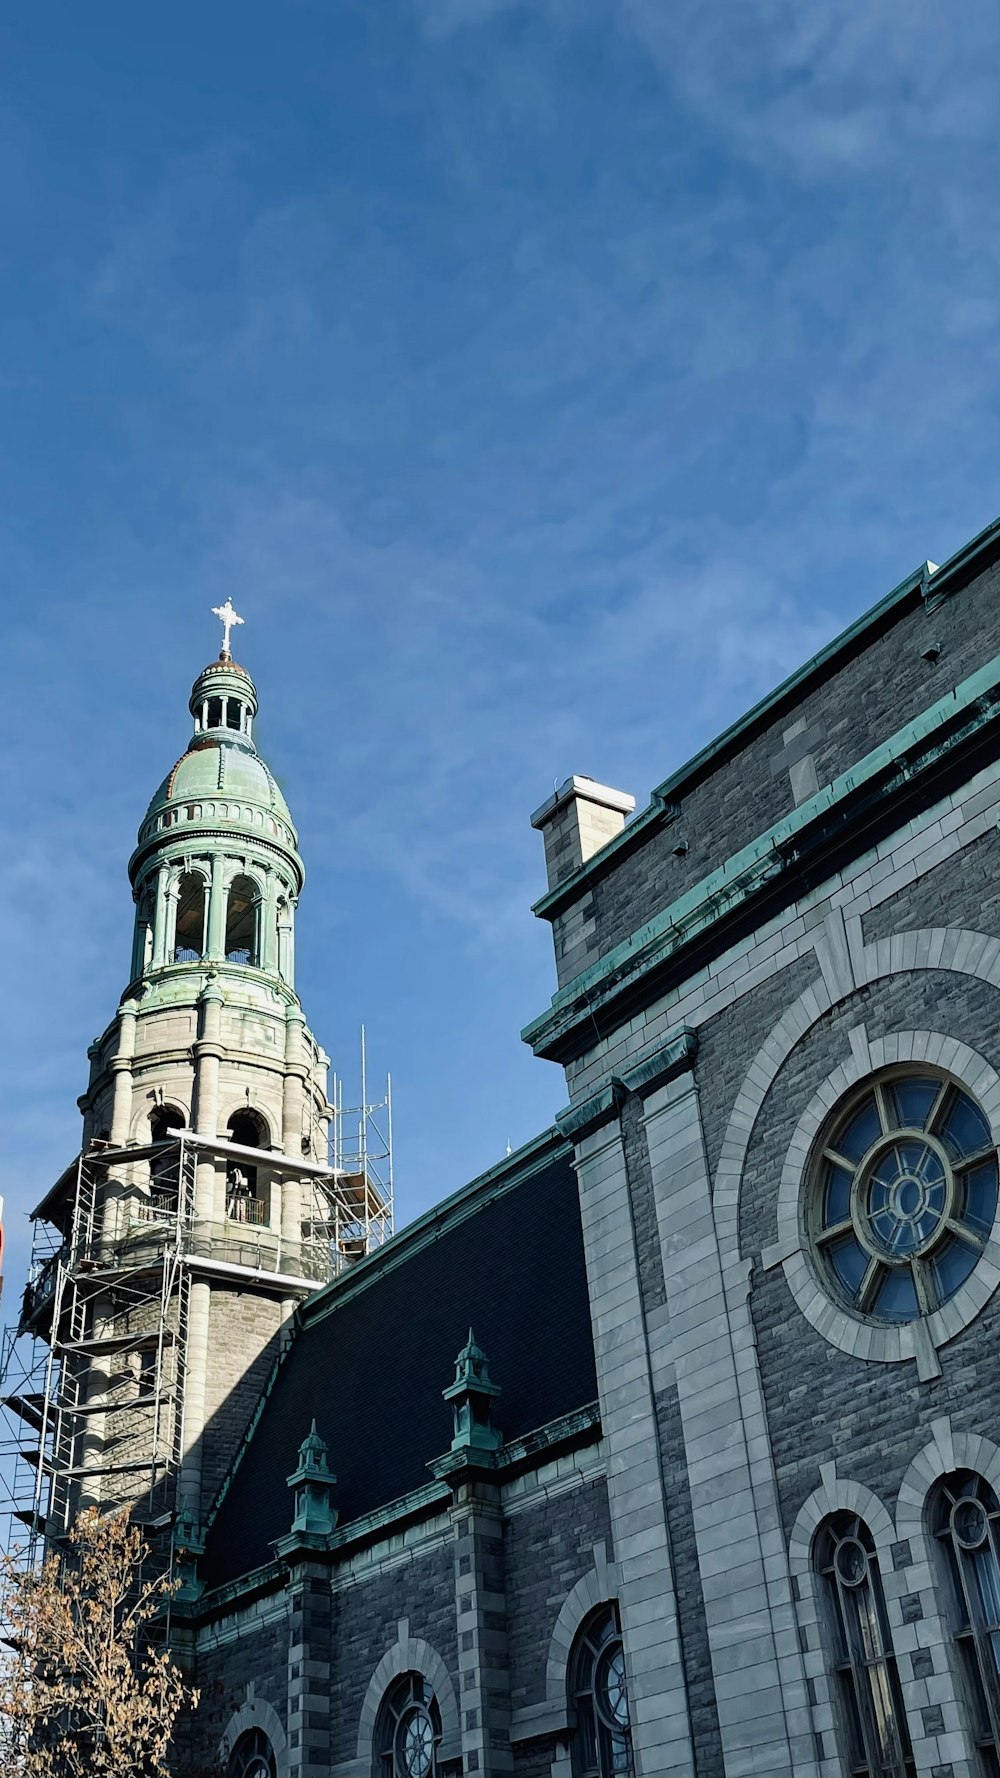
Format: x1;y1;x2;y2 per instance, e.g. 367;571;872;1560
812;1071;998;1323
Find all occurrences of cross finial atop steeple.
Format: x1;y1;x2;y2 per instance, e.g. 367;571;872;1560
211;598;244;659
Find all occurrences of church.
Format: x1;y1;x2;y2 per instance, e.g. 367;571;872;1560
13;514;1000;1778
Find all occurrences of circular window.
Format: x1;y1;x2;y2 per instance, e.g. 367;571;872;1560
811;1070;998;1324
396;1704;435;1778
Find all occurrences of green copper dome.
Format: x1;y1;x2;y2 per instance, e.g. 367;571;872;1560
128;653;304;891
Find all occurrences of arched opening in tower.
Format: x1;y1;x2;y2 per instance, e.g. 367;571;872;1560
174;872;207;962
226;1108;267;1223
225;876;260;966
149;1103;184;1213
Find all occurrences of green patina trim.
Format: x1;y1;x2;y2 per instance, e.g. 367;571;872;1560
619;1027;697;1097
193;1404;603;1623
494;1400;601;1470
555;1084;622;1142
524;647;1000;1059
531;516;1000;924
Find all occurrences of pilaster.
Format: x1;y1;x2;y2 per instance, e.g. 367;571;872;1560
640;1060;810;1776
450;1481;512;1775
285;1562;332;1777
565;1106;695;1777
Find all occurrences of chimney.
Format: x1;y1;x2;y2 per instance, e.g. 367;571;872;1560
530;776;635;893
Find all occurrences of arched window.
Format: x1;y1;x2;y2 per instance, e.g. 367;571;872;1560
814;1513;914;1777
226;1109;267;1224
568;1604;633;1778
225;875;260;966
374;1672;442;1777
227;1728;276;1778
149;1105;184;1212
174;872;207;962
932;1471;1000;1765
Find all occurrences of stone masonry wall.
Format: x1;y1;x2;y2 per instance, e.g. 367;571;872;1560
327;1540;458;1763
200;1289;285;1512
861;820;1000;947
550;557;1000;981
186;1608;288;1775
504;1477;612;1718
738;963;1000;1537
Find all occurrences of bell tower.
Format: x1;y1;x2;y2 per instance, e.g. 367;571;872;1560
17;610;381;1555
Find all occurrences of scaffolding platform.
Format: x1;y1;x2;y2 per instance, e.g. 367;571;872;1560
0;1036;395;1579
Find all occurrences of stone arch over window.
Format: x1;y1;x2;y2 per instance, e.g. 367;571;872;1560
714;923;1000;1249
356;1625;461;1776
225;873;262;965
790;1478;912;1778
218;1696;287;1775
226;1105;271;1149
544;1554;614;1717
174;868;208;962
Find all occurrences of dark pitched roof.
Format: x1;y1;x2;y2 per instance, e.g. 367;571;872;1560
202;1133;597;1588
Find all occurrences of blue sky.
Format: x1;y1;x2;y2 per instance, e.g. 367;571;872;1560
0;0;997;1298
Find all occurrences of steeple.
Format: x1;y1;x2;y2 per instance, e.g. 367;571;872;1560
26;614;337;1542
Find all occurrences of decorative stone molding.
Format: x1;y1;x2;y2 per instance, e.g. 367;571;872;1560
540;1541;615;1735
555;1082;623;1143
618;1026;697;1098
895;1420;1000;1544
355;1620;461;1770
219;1690;288;1770
770;1030;1000;1370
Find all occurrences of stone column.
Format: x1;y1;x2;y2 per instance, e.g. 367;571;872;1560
283;1007;307;1156
280;1173;302;1277
278;897;296;987
560;1092;695;1778
108;1000;139;1148
206;853;227;962
102;1000;139;1246
638;1055;811;1777
193;978;224;1223
150;863;171;968
261;872;279;975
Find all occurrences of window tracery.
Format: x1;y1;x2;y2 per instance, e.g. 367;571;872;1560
569;1604;633;1778
933;1471;1000;1772
374;1672;442;1778
814;1513;913;1778
810;1069;998;1323
226;1727;276;1778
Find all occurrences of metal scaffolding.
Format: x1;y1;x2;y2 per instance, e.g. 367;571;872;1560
0;1054;394;1570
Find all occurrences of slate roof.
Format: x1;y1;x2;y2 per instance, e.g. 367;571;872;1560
202;1131;598;1589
